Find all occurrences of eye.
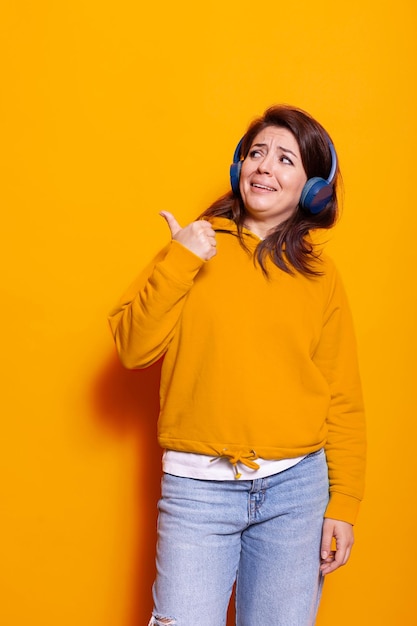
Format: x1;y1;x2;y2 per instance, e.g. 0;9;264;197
280;154;294;165
248;149;263;159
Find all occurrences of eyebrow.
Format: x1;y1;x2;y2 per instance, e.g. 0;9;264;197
251;142;299;159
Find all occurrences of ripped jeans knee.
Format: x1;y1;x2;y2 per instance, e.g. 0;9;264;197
148;614;176;626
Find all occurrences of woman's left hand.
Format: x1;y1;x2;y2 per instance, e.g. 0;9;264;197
320;518;354;575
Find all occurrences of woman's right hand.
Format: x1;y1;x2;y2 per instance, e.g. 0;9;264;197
160;211;217;261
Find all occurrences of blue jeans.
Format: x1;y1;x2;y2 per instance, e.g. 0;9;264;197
149;449;329;626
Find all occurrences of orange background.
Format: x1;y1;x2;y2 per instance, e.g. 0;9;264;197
1;0;416;624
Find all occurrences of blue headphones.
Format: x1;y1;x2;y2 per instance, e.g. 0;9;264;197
230;135;337;215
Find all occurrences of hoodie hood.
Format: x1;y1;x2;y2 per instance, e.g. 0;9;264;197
205;216;262;244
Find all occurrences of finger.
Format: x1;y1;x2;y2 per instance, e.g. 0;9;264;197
320;552;334;574
333;525;353;568
321;551;335;564
320;540;352;575
320;524;333;561
321;553;344;575
339;543;352;566
320;560;339;575
197;220;216;237
160;211;182;237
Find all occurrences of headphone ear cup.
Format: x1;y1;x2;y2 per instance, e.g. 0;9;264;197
230;160;242;196
300;177;333;214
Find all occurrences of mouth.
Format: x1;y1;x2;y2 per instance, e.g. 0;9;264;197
251;183;276;192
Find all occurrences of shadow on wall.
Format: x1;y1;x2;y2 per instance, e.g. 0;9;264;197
93;354;162;624
93;353;236;625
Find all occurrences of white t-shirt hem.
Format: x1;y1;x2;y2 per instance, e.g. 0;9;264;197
162;449;306;481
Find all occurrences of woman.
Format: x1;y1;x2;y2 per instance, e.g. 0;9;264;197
109;105;366;625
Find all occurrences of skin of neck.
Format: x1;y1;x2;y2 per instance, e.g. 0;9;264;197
243;216;280;240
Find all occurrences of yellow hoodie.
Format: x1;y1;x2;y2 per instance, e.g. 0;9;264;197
109;217;366;525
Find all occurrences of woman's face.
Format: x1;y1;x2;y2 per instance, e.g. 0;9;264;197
239;126;307;231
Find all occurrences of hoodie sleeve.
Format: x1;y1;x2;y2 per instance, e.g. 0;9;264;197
313;260;366;525
108;241;205;369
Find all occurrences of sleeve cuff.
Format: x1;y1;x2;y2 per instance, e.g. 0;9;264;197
157;240;205;283
325;491;362;525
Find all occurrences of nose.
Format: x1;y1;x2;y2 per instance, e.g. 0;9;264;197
257;152;273;174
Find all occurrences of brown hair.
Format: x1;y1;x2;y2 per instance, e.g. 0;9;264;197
199;105;340;276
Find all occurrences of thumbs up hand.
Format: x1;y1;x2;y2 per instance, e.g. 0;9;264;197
160;211;217;261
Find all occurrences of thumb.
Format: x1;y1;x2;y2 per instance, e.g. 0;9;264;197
321;520;334;559
160;211;182;237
